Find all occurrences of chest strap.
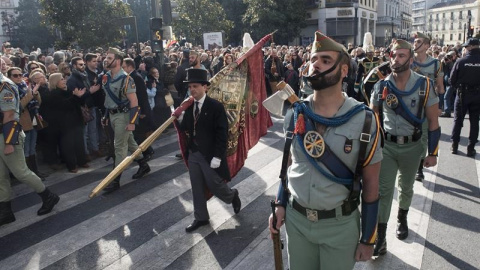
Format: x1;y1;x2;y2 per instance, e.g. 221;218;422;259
277;108;378;205
377;78;429;130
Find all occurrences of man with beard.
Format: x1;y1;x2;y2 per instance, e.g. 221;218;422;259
370;40;440;256
101;48;150;193
269;31;382;269
411;32;445;182
67;57;102;160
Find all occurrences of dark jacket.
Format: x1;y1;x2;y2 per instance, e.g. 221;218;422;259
265;56;285;81
86;67;105;109
180;95;231;181
450;48;480;87
67;69;95;108
42;88;85;129
130;70;154;130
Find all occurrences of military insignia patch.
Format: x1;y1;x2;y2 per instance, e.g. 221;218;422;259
344;139;353;153
386;93;398;109
411;99;416;107
2;92;13;103
102;75;108;85
303;131;325;158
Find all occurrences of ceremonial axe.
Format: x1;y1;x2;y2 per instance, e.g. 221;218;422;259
262;81;300;117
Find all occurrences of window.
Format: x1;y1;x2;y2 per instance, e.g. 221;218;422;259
460;11;463;19
450;33;453;40
0;0;12;7
459;33;462;41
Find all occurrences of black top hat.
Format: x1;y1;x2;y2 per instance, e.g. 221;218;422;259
462;38;480;47
184;68;210;86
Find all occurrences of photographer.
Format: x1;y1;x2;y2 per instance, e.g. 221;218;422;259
440;51;457;118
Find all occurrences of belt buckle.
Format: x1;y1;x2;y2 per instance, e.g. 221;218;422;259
306;209;318;222
397;136;404;144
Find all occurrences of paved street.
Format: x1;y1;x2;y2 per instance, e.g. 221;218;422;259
0;115;479;270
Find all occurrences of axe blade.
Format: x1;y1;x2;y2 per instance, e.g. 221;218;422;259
262;90;288;117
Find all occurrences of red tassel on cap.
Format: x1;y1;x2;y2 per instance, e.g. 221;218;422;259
295;114;306;135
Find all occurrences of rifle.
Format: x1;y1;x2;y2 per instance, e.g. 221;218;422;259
271;200;284;270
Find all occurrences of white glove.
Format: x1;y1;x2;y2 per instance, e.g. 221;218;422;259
210;157;221;169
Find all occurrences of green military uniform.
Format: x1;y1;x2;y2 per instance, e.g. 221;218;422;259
0;75;45;201
371;71;437;223
103;68;143;168
279;32;383;270
412;32;443;180
0;74;59;226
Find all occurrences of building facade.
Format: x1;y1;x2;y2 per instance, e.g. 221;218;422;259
427;0;479;45
376;0;412;46
412;0;442;32
299;0;378;47
0;0;18;44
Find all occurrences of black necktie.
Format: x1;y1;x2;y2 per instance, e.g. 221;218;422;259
195;101;199;118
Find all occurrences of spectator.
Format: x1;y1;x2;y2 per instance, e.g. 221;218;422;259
44;73;88;173
58;62;71;81
9;67;47;180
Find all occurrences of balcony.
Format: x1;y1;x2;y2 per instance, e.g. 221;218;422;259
377;16;401;26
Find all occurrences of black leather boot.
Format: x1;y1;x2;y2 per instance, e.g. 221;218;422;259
467;144;476;157
132;158;151;179
451;142;458;154
396;208;409;240
0;201;16;226
373;223;387;256
37;188;60;216
415;159;424;182
103;175;121;193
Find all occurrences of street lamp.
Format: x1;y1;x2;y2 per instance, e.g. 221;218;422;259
467;10;472;38
353;2;359;47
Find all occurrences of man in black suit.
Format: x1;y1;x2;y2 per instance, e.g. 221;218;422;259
180;68;241;232
122;58;153;179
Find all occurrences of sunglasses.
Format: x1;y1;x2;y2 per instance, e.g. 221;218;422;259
77;63;85;66
30;66;39;69
11;74;22;78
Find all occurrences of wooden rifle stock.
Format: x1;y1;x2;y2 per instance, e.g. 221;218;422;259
271;200;283;270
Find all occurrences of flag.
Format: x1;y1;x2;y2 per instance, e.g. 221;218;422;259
173;33;273;179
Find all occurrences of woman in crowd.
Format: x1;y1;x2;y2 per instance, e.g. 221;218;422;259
57;62;71;81
148;67;171;128
43;73;88;173
8;67;47;180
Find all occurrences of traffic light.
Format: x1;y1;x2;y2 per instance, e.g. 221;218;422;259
150;18;162;31
150;18;163;53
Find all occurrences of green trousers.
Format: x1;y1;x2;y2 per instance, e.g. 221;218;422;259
0;132;45;202
110;112;143;167
285;202;360;270
378;139;424;223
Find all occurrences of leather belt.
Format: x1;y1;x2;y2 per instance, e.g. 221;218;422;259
291;199;358;222
109;108;125;114
385;132;421;145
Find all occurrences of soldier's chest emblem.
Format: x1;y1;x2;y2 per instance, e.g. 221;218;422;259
386;93;399;109
303;131;325;158
2;92;13;103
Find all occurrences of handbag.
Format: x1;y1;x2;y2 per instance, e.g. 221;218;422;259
81;105;94;124
164;92;174;107
34;114;48;130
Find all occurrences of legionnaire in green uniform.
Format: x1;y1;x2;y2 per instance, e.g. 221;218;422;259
0;73;59;227
101;48;150;193
355;32;381;104
412;32;445;182
269;31;383;269
370;40;440;256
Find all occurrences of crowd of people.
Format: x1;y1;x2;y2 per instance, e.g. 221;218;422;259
1;29;479;269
